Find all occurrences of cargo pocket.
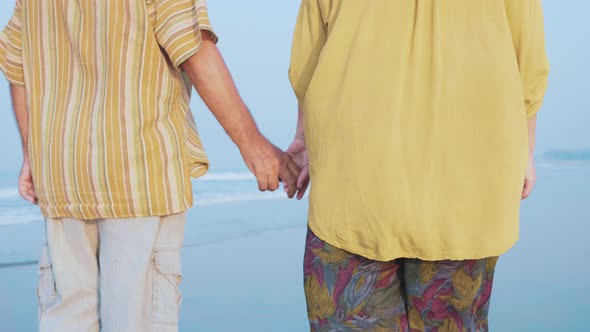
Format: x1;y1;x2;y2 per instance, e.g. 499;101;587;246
152;249;183;326
37;244;57;311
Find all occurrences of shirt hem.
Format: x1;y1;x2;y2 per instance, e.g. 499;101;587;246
41;201;193;221
308;221;518;262
189;162;209;179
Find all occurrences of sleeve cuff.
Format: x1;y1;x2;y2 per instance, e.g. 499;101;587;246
526;99;544;118
288;67;307;105
0;61;25;86
171;27;218;69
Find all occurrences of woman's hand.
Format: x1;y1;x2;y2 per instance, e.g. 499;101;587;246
522;156;537;200
286;137;310;200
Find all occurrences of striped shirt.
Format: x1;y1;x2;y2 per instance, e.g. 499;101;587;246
0;0;217;219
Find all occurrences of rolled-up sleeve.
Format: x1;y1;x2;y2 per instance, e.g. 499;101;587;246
289;0;328;105
152;0;218;68
0;0;25;86
504;0;550;118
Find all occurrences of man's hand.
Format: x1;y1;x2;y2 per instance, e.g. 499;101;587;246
19;157;37;204
286;137;310;200
522;156;536;200
240;134;300;198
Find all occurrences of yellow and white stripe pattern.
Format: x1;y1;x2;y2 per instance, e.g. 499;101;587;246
0;0;217;219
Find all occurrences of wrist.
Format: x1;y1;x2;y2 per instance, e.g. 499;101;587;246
528;150;535;163
230;113;261;148
293;132;305;144
236;130;265;152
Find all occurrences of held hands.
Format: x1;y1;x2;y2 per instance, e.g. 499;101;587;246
239;133;301;199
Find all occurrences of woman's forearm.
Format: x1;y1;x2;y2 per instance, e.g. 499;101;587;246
527;115;537;156
295;104;305;141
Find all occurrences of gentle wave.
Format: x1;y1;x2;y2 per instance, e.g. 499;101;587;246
0;191;290;226
195;191;287;207
0;188;20;200
0;206;44;225
198;172;254;181
537;161;590;171
0;172;256;202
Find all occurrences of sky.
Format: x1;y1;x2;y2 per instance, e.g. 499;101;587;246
0;0;588;174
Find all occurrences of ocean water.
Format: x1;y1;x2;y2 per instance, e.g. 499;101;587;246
0;171;303;266
0;161;588;331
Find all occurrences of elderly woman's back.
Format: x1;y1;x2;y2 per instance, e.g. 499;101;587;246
290;0;549;261
289;1;549;330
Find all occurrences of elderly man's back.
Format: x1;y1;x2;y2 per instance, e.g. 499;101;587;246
1;0;217;219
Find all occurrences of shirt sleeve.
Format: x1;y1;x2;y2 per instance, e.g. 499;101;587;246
289;0;329;105
504;0;550;118
152;0;218;68
0;0;25;86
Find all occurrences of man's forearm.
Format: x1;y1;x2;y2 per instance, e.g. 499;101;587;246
527;115;537;156
10;84;28;158
181;32;261;148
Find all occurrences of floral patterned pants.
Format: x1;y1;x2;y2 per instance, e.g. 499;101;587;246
304;229;499;332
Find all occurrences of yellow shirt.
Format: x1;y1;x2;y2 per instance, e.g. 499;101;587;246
0;0;217;219
289;0;549;261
